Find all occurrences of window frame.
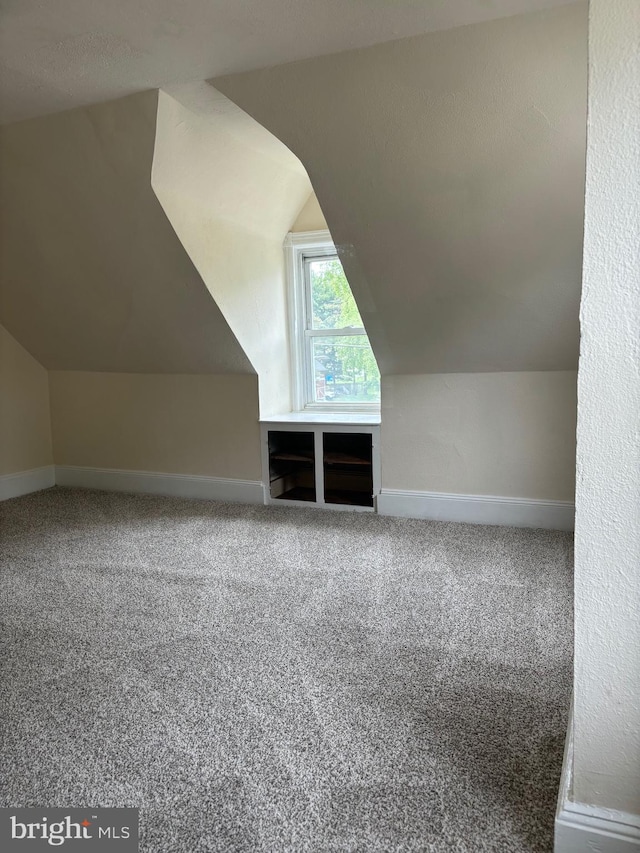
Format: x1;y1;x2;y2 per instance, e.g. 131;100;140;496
284;229;380;413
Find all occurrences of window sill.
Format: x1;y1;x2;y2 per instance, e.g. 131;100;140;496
260;411;381;426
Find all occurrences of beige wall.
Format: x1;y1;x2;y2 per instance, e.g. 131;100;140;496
152;85;312;416
215;2;587;375
382;372;577;500
291;193;328;233
0;324;53;475
49;372;261;480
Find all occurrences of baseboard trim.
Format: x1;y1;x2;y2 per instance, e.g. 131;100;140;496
376;488;574;530
555;710;640;852
0;465;56;501
55;466;264;504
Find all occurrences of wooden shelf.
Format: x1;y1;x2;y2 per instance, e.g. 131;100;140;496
270;451;314;463
324;452;370;466
264;424;378;511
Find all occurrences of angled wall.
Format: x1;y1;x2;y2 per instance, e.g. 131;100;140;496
152;84;312;415
0;91;251;375
214;2;588;376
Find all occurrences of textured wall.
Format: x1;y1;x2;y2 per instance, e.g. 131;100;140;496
572;0;640;815
382;372;577;500
0;324;53;475
49;372;261;480
215;3;588;375
152;85;312;415
0;91;252;375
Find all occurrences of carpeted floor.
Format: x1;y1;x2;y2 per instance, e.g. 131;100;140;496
0;487;573;852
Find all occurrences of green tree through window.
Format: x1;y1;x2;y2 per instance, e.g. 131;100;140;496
308;258;380;404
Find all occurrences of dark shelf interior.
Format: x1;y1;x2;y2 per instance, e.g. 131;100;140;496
324;489;374;507
268;430;316;502
323;433;373;508
274;487;316;503
267;429;374;508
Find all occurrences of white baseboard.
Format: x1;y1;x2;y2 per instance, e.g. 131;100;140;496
55;466;264;504
0;465;55;501
556;710;640;852
376;488;574;530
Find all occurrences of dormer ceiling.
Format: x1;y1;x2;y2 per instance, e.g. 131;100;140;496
2;0;577;124
214;3;587;374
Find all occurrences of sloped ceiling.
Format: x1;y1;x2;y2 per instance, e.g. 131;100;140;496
214;2;588;375
1;0;576;124
0;90;253;374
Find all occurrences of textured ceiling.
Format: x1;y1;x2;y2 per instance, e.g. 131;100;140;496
1;0;574;124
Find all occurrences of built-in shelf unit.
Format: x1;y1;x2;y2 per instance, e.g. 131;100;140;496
260;415;380;511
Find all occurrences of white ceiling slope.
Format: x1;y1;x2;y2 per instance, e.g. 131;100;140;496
1;0;574;124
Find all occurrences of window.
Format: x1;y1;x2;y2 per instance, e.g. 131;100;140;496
285;231;380;411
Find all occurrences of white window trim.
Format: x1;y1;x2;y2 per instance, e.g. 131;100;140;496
284;229;380;413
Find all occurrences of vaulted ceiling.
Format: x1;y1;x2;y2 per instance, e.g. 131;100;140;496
0;1;587;381
214;3;587;374
1;0;576;124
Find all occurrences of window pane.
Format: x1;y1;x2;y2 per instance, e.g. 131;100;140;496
309;257;364;330
312;336;380;404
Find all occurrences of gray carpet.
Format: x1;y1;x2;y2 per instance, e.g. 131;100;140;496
0;487;573;852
